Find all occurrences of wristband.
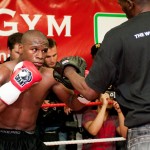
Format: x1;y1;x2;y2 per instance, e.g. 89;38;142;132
77;95;90;104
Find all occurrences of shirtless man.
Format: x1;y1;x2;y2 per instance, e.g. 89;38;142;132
0;30;86;150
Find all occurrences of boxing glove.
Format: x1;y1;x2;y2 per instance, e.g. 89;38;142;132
0;61;42;105
53;56;87;89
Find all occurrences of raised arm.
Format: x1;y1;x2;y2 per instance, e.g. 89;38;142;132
113;101;128;138
83;93;110;136
0;61;42;113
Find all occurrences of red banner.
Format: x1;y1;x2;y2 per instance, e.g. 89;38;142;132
0;0;123;69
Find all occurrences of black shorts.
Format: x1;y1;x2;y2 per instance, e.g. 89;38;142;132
0;128;49;150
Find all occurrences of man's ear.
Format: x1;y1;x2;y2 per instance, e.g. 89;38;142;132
18;44;23;54
127;0;135;10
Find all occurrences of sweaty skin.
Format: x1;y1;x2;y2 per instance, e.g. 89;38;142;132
0;30;84;131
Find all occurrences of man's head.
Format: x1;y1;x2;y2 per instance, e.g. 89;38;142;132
7;32;23;60
19;30;49;69
118;0;150;19
91;43;101;60
44;38;57;68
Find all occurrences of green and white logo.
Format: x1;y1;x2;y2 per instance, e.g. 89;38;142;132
94;13;127;43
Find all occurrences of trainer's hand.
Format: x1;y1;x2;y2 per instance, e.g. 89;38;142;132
53;56;87;89
0;61;42;105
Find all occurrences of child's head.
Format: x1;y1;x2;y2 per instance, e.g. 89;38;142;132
91;43;101;59
97;93;114;109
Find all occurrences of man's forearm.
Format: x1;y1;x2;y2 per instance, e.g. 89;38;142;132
64;67;99;100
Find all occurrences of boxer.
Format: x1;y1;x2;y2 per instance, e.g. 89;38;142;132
0;30;87;150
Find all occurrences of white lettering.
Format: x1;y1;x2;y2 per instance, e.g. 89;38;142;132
134;33;145;39
0;8;18;36
47;15;71;36
20;14;42;30
0;8;71;37
134;31;150;39
144;31;150;36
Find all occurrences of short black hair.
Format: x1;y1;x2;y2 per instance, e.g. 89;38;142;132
47;38;57;48
91;43;101;58
7;32;23;50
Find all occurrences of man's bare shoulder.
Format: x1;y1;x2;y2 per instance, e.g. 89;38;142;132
40;66;54;76
0;60;18;71
0;61;18;84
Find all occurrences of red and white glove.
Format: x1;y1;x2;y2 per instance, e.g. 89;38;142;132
0;61;42;105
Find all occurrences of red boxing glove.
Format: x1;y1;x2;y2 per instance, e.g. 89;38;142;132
11;61;42;91
0;61;42;105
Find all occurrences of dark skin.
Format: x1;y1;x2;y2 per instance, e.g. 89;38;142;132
118;0;150;19
0;30;85;131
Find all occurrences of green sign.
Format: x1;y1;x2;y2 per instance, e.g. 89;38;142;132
94;13;127;43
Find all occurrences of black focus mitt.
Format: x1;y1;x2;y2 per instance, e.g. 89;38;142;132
53;56;87;89
53;70;74;89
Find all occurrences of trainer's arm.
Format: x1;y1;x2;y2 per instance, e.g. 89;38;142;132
64;67;99;100
52;82;89;111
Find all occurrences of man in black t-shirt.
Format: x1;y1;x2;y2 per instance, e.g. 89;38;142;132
54;0;150;149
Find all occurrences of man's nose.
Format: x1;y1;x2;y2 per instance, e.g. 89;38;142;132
36;50;44;59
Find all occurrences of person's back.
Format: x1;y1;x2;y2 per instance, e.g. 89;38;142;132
99;11;150;127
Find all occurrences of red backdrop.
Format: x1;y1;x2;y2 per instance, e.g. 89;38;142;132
0;0;123;69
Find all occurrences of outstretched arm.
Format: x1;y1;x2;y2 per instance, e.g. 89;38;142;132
53;56;100;100
52;82;87;111
64;67;99;100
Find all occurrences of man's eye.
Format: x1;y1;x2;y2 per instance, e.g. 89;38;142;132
32;48;37;52
42;49;48;53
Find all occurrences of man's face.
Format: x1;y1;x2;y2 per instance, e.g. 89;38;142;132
44;45;58;68
20;37;48;69
10;43;20;60
118;0;134;19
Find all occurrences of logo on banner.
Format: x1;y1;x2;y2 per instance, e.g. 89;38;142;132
94;13;127;43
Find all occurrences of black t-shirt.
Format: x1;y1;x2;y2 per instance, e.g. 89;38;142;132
86;12;150;128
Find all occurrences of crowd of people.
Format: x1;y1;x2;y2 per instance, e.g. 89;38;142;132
1;1;150;150
0;31;127;150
